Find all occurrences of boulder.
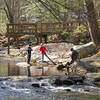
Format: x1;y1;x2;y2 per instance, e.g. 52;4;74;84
86;73;100;79
54;78;74;86
74;42;96;58
94;77;100;87
31;83;40;88
57;64;65;71
67;74;86;84
78;61;98;72
16;62;30;67
65;89;71;92
10;49;21;56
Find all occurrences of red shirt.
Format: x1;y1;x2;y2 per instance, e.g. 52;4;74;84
39;45;48;54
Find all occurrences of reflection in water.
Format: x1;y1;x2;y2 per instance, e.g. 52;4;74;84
0;62;27;76
27;66;31;77
8;63;19;76
0;62;8;76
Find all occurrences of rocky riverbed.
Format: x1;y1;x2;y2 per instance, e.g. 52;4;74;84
0;42;100;100
0;76;100;100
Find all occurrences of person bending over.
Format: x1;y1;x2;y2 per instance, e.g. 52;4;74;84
69;48;79;65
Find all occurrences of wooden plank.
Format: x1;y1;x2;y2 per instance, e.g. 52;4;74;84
16;38;19;49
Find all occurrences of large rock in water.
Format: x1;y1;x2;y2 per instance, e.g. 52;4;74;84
53;74;85;86
74;42;96;58
54;78;74;86
57;64;65;70
67;74;86;84
31;83;40;88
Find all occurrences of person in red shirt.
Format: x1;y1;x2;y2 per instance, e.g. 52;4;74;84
39;43;56;65
40;43;48;56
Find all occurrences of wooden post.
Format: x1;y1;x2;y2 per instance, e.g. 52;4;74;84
36;36;39;45
16;37;19;49
43;34;47;43
8;37;10;54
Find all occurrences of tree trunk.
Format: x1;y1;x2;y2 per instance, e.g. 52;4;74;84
4;0;14;23
85;0;100;46
4;0;20;23
13;0;20;23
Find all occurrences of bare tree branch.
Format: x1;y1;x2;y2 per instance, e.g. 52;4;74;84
38;0;61;21
33;0;43;14
45;0;61;19
3;8;9;19
51;0;73;11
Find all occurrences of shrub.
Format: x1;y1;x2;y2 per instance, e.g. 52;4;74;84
60;30;72;40
73;25;87;35
72;25;90;44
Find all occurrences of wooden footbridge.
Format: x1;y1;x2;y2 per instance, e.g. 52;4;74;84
6;20;87;54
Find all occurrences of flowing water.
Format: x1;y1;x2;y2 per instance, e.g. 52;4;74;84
0;77;100;100
0;50;100;100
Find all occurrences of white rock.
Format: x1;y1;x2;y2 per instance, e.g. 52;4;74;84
16;62;29;67
74;42;96;58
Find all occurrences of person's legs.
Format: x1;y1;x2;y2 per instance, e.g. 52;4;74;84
42;54;44;62
70;59;74;65
27;54;31;64
65;62;70;75
67;67;69;74
70;57;77;65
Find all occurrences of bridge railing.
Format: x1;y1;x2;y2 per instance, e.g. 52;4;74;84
7;20;87;36
7;23;37;36
41;20;87;34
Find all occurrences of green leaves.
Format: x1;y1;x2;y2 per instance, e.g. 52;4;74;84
73;25;87;35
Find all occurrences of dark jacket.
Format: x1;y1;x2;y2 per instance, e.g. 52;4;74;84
27;47;32;55
71;50;79;61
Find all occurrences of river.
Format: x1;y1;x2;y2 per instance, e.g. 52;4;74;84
0;50;100;100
